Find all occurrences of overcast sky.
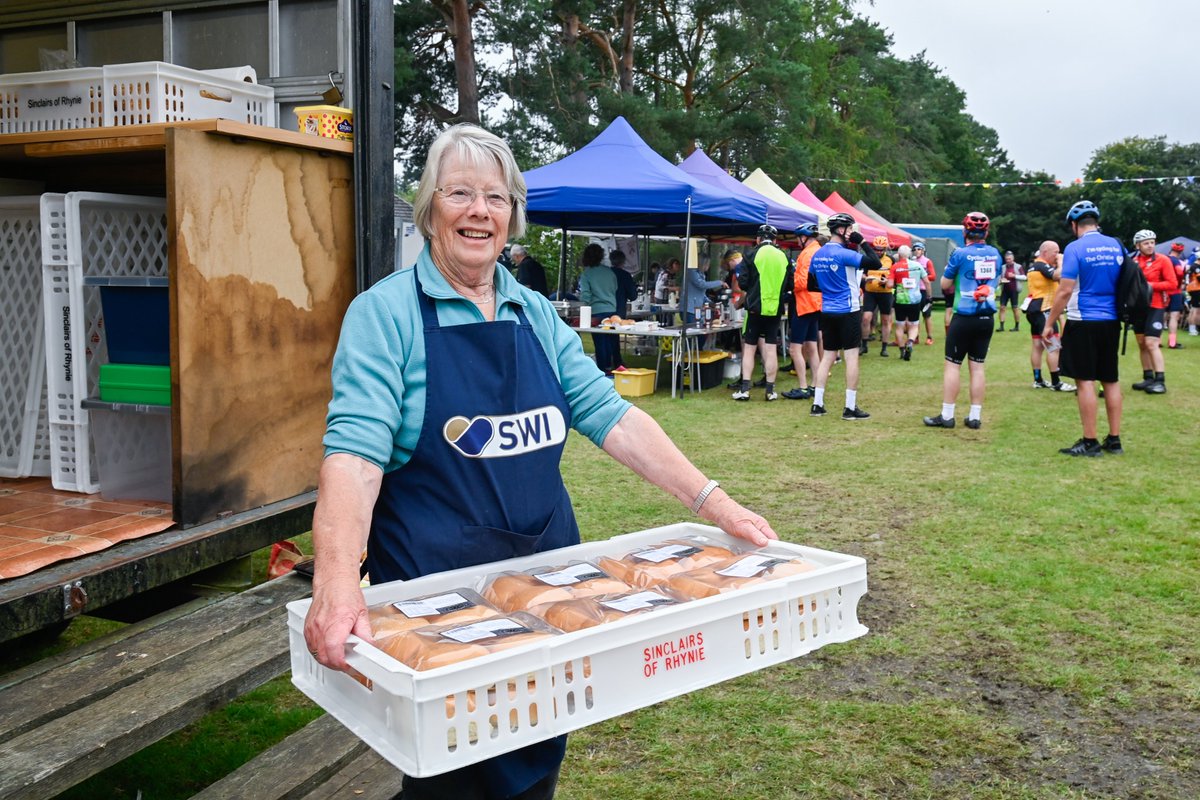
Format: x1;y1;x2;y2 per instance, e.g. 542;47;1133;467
858;0;1200;181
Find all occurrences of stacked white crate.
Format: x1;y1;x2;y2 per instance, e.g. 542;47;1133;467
287;523;870;779
0;198;49;478
0;62;274;134
39;193;168;493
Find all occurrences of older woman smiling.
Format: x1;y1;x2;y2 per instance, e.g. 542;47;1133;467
304;124;776;800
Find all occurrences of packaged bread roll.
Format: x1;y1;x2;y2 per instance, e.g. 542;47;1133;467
598;535;745;588
666;550;817;599
368;588;499;640
533;588;682;632
482;562;629;612
381;613;560;671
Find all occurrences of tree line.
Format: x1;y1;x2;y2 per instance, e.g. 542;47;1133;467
394;0;1200;260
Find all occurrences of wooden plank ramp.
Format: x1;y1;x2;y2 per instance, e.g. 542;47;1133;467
0;573;314;800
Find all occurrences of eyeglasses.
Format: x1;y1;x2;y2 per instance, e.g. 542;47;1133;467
435;185;515;211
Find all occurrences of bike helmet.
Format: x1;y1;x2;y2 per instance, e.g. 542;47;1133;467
871;234;889;251
962;211;990;237
1065;200;1100;223
1170;242;1185;252
911;240;926;251
827;213;856;234
794;222;819;238
758;224;778;240
1133;229;1156;245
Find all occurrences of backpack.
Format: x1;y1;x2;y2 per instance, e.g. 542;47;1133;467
1116;255;1151;325
1116;255;1152;355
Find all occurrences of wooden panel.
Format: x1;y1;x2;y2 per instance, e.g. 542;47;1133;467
0;573;312;800
167;127;355;526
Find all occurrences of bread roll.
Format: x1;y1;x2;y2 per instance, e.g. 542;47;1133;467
600;538;740;588
368;589;498;638
379;633;491;670
666;552;816;599
534;589;680;632
483;573;574;611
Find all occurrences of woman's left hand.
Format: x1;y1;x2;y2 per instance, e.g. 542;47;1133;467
698;490;778;547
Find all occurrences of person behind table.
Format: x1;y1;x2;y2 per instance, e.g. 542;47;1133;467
1165;241;1186;348
1024;240;1075;392
1130;229;1175;395
653;258;679;304
722;249;745;309
889;245;927;362
609;249;637;318
861;235;895;356
732;224;789;401
1042;200;1125;457
922;211;1000;431
782;222;822;400
911;241;938;345
681;254;726;325
510;243;549;296
996;250;1023;331
808;212;880;420
304;123;777;800
578;243;621;373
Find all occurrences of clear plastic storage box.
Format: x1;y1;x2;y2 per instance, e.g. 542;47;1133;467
287;523;868;779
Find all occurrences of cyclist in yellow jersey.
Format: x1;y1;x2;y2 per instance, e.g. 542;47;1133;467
861;235;895;356
1024;241;1075;392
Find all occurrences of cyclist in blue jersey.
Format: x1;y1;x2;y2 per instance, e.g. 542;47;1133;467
923;212;1000;430
1042;200;1124;457
808;212;881;420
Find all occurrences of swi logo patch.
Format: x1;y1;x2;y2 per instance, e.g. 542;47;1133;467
443;406;567;458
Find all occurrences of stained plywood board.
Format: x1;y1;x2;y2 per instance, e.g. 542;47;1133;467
167;127;355;526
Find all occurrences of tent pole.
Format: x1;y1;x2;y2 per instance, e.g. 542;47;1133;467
558;227;568;298
679;196;692;347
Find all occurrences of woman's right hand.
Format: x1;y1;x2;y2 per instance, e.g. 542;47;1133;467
303;572;375;672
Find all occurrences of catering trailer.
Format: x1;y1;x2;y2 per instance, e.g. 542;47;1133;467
0;0;394;642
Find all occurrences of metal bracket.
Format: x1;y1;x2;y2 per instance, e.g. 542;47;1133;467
62;580;88;618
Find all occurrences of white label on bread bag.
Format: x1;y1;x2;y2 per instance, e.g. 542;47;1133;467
533;563;606;586
442;618;532;643
601;591;677;613
392;592;474;619
716;554;791;578
632;544;702;563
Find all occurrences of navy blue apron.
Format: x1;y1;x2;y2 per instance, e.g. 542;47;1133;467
367;269;577;798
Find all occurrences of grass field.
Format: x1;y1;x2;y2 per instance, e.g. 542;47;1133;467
19;318;1200;799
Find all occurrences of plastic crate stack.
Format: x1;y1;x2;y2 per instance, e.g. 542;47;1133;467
40;193;168;494
0;198;52;479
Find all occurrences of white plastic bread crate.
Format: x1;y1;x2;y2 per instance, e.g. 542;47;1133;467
0;197;48;478
102;62;275;127
0;67;104;134
287;523;868;778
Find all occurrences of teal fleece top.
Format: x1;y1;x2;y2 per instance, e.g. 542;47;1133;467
324;243;632;472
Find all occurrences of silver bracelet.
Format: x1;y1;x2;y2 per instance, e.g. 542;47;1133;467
690;479;720;514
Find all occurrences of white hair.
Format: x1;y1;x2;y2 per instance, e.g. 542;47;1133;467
412;123;527;240
897;245;911;259
510;244;528;257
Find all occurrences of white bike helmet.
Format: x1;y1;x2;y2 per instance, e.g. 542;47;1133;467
1133;229;1156;244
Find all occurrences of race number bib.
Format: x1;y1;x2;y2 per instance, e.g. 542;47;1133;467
901;277;918;290
974;259;997;280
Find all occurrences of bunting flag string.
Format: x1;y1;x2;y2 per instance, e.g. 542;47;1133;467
801;175;1200;189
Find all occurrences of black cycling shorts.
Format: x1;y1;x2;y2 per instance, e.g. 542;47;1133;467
1024;298;1058;337
944;314;994;364
820;311;862;352
789;311;820;344
863;292;893;315
742;312;782;345
999;284;1019;308
1137;307;1165;338
1167;293;1185;313
894;302;920;323
1060;320;1119;383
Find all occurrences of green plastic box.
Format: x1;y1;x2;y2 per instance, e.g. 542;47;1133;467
99;363;171;405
